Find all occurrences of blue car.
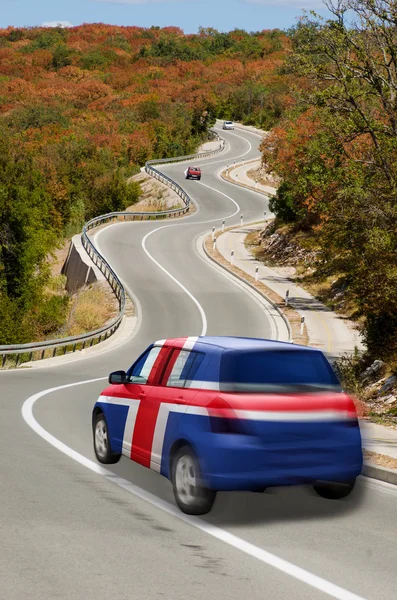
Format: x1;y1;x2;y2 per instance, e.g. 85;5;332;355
93;336;363;515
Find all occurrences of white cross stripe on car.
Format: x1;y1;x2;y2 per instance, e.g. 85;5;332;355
181;336;199;350
235;409;354;422
122;401;140;453
97;396;141;454
150;404;209;472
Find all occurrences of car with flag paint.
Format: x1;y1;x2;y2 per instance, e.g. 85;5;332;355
92;336;363;515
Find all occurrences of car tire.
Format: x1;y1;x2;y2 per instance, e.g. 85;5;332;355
171;445;216;515
313;478;356;500
198;177;201;181
93;412;121;464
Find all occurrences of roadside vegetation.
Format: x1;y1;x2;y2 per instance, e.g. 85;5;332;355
259;1;397;369
0;24;290;345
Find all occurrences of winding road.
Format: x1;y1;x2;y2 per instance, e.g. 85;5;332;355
1;125;396;600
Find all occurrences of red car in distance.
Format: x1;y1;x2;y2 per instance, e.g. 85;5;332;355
186;166;201;180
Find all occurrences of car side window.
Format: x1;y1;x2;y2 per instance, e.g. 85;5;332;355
166;350;203;388
128;346;162;384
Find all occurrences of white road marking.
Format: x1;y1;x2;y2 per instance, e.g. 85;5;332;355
141;227;208;336
22;378;367;600
139;183;244;337
95;175;245;341
197;181;241;215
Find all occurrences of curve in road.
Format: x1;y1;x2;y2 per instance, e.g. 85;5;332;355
2;125;396;600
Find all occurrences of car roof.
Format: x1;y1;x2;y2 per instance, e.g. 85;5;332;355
156;336;320;354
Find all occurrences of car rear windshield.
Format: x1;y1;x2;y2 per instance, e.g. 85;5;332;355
219;349;341;393
190;167;200;171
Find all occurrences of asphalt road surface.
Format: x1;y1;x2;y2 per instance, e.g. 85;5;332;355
1;125;396;600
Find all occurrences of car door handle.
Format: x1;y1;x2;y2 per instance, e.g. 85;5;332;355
139;392;146;399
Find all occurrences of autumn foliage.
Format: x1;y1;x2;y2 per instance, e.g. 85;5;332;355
265;1;397;362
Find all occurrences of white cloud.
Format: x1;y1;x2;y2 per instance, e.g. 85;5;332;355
41;21;73;28
242;0;325;7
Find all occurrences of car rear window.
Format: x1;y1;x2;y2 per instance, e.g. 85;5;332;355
219;349;341;393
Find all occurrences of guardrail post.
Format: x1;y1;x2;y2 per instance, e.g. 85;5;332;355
2;355;6;368
52;348;56;358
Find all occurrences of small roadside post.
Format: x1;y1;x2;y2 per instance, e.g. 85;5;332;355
300;316;305;336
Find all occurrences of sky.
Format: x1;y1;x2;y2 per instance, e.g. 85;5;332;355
2;0;332;34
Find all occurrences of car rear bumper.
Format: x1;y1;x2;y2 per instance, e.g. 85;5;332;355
198;434;363;491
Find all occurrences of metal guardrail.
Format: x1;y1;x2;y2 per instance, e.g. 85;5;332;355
0;129;226;369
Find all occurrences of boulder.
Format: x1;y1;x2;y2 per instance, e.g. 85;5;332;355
380;375;397;395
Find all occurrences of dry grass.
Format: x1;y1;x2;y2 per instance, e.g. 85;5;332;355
65;282;119;336
128;170;194;214
204;233;309;346
364;449;397;470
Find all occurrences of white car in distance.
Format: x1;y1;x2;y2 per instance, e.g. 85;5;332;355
222;121;234;130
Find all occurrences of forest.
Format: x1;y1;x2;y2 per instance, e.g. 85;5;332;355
0;24;290;344
262;0;397;363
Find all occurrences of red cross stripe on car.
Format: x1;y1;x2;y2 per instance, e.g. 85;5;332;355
120;337;202;469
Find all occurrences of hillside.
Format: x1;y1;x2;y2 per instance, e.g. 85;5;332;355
258;1;397;367
0;24;291;345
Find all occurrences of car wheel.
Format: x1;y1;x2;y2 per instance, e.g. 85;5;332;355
93;412;121;464
198;177;201;180
171;446;216;515
313;478;356;499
